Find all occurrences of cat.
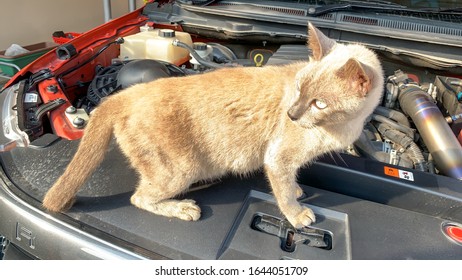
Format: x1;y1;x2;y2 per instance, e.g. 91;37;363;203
43;22;384;228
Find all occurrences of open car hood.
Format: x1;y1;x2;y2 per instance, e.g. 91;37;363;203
1;1;462;259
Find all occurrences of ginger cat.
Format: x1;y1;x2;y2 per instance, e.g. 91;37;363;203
43;23;384;228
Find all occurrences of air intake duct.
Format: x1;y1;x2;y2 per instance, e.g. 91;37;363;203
398;85;462;180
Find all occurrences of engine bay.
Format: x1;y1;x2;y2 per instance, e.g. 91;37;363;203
85;40;462;181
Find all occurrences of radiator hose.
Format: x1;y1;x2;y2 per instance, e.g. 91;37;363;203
398;85;462;180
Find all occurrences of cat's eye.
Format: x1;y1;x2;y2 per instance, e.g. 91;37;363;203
313;99;328;109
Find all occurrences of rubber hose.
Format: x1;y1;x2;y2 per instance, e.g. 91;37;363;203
372;114;415;140
374;106;411;127
377;123;427;171
172;40;224;69
354;132;389;162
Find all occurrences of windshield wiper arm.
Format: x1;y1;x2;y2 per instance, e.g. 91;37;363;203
308;2;406;17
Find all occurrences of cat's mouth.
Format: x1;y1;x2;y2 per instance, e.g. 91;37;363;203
291;118;319;129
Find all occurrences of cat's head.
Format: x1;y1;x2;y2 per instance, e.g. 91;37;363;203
287;23;383;129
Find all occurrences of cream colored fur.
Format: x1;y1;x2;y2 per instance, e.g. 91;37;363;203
43;23;384;228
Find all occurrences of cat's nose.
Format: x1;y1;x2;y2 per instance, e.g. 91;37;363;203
287;97;308;121
287;109;300;121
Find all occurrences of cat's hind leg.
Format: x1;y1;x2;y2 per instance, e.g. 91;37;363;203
130;173;201;221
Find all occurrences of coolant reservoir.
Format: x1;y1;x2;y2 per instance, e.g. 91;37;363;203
119;26;193;65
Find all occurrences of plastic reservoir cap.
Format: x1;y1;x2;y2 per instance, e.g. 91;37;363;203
443;223;462;244
158;29;175;38
193;42;208;51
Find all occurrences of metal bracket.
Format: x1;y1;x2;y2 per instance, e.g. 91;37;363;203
251;213;332;252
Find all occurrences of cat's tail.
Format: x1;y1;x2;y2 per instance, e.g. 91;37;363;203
42;98;116;212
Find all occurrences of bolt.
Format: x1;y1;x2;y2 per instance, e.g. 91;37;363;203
72;117;85;128
66;106;77;114
47;85;58;93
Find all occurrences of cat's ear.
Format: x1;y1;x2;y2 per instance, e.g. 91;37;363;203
308;22;336;61
336;58;372;97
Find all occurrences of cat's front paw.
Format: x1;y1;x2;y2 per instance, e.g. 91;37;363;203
287;206;316;228
175;199;201;221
